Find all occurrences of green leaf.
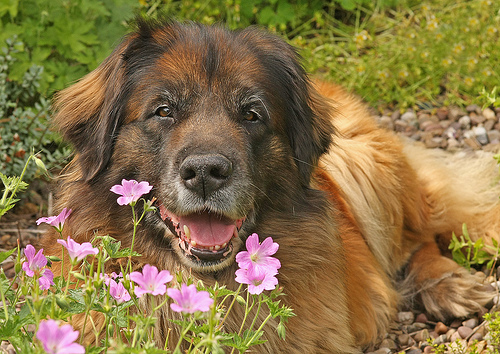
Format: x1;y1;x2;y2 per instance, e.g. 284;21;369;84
0;248;15;264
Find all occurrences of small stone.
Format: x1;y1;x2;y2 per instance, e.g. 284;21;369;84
378;116;394;130
373;348;391;354
462;318;478;328
458;115;471;128
391;110;401;121
414;329;431;342
406;350;423;354
470;112;486;125
466;104;481;113
464;137;481;150
394;119;409;132
1;234;11;243
398;333;411;346
433;334;447;345
483;107;496;120
474;126;489;145
469;331;483;342
423;346;434;354
401;110;417;122
484;119;496;131
415;313;428;323
457;325;473;338
449;107;466;120
436;107;449;120
450;330;461;342
446;328;457;341
487;130;500;143
379;338;397;350
446;138;460;151
435;322;448;335
397;311;415;325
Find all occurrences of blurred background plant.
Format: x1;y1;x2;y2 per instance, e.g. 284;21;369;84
0;0;499;183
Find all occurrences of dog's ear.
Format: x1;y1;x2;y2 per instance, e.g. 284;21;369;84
243;30;335;186
52;36;135;182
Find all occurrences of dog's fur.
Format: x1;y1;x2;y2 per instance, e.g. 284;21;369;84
42;19;500;352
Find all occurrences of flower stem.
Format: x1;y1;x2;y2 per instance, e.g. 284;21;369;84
173;317;195;354
217;283;243;331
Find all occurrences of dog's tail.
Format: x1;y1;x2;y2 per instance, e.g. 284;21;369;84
404;144;500;248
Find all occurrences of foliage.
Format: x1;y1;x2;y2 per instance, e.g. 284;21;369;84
0;152;46;219
0;0;141;94
0;37;71;182
295;0;500;108
449;223;499;271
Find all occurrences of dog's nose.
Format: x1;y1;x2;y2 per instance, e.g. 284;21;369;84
180;154;233;198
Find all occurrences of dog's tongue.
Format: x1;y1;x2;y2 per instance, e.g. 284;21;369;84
179;213;236;247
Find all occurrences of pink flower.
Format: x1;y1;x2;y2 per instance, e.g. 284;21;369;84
129;264;173;298
235;266;278;295
167;284;214;314
57;235;99;263
36;319;85;354
36;208;72;233
108;278;131;304
22;244;54;290
110;179;153;206
235;233;281;273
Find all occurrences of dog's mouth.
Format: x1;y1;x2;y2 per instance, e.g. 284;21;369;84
157;203;244;267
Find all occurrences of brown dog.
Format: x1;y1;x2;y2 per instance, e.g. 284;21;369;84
42;19;500;352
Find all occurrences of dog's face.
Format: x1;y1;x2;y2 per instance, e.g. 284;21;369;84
53;20;334;272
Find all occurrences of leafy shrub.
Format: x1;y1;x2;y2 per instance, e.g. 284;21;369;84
0;37;71;182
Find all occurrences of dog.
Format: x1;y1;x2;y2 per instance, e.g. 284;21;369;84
42;18;500;352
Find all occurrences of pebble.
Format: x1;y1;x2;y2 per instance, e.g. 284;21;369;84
435;322;448;335
462;318;478;328
397;311;414;324
457;326;473;339
483;107;496;120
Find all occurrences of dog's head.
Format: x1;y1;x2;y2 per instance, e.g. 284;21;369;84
53;19;334;271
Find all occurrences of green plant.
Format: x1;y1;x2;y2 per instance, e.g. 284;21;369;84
0;151;46;220
0;36;71;182
449;223;499;271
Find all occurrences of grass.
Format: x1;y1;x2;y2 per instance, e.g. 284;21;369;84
290;0;500;109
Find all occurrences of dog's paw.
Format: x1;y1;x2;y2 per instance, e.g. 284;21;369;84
418;268;494;320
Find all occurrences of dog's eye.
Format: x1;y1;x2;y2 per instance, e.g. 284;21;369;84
242;110;259;122
155;106;172;118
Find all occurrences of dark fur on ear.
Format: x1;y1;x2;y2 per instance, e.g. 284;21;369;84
51;36;135;182
239;28;335;186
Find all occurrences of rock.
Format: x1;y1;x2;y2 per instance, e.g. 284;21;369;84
378;116;394;130
483;107;496;120
466;104;481;113
436;107;449;120
413;329;430;342
470;112;486;125
473;126;489;145
391;110;401;121
406;350;423;354
458;115;471;128
401;110;417;122
462;318;478;328
435;322;448;335
394;119;409;132
457;326;473;339
487;130;500;143
469;331;483;342
397;311;415;324
379;338;397;350
484;119;496;131
446;328;456;341
373;348;391;354
449;107;466;120
415;313;428;323
398;333;411;346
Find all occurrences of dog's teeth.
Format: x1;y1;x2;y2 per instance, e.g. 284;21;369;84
191;240;197;247
222;242;227;248
183;225;191;239
209;246;214;251
214;245;220;250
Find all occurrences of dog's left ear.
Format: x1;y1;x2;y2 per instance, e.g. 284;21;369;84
51;35;135;182
245;30;334;186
